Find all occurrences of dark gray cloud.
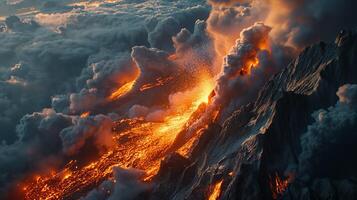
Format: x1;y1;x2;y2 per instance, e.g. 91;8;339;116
108;167;151;200
207;0;357;53
0;1;210;196
60;114;117;155
299;84;357;181
82;167;151;200
270;0;357;49
173;19;212;56
4;15;39;32
0;109;73;189
148;17;181;52
0;0;209;144
213;22;275;111
81;180;114;200
1;0;356;198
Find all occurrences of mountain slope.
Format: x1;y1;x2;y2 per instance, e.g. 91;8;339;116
150;30;357;200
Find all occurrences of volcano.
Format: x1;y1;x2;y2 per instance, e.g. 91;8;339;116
19;30;357;200
1;1;357;200
148;30;357;200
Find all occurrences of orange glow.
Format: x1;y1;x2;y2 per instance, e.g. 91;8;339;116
269;172;294;199
69;0;119;9
238;57;260;76
140;76;174;92
22;71;215;199
208;180;223;200
176;126;206;158
80;111;90;118
62;172;72;181
108;80;136;100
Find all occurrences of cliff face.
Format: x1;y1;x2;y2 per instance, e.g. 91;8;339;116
150;30;357;200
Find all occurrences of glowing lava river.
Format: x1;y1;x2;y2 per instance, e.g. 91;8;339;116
21;74;215;199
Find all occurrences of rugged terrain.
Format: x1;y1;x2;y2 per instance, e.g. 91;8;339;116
149;30;357;200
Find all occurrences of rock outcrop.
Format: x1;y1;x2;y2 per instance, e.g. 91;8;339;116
150;30;357;200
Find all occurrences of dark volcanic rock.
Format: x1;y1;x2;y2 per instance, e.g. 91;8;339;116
150;30;357;200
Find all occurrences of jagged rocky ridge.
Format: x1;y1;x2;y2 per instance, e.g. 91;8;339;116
149;30;357;200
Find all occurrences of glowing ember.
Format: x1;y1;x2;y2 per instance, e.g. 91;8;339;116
208;180;223;200
108;80;136;100
269;172;294;199
176;127;206;157
140;76;174;91
80;112;90;118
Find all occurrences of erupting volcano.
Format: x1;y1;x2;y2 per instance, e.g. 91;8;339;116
18;19;271;200
1;0;357;200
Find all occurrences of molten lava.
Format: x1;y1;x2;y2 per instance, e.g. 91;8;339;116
208;180;223;200
140;76;174;92
269;172;294;199
22;73;215;199
108;80;136;100
80;111;90;118
20;18;269;200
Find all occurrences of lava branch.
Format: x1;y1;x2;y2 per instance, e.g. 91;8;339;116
140;76;174;92
108;79;137;101
208;180;223;200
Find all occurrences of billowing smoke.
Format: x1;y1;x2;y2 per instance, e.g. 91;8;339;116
0;109;72;190
203;0;357;117
82;167;152;200
215;22;271;103
0;1;211;196
60;114;117;155
207;0;357;59
108;167;152;200
298;84;357;181
0;0;356;199
265;0;357;49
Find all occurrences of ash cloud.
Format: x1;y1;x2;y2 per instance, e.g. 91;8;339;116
266;0;357;49
212;22;279;117
0;1;210;195
0;0;209;143
108;167;152;200
298;84;357;181
207;0;357;55
82;167;151;200
60;114;117;156
0;0;356;198
0;109;72;189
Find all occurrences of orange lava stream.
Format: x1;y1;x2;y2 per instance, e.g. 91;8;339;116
80;111;90;118
208;180;223;200
140;76;174;92
22;74;215;200
108;80;136;101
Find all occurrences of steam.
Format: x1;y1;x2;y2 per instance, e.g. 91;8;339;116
0;0;356;198
214;22;271;105
298;84;357;181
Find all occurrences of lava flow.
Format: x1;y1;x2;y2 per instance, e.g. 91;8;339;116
140;76;174;92
269;172;294;199
108;79;137;101
208;180;223;200
19;19;270;200
21;73;215;199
